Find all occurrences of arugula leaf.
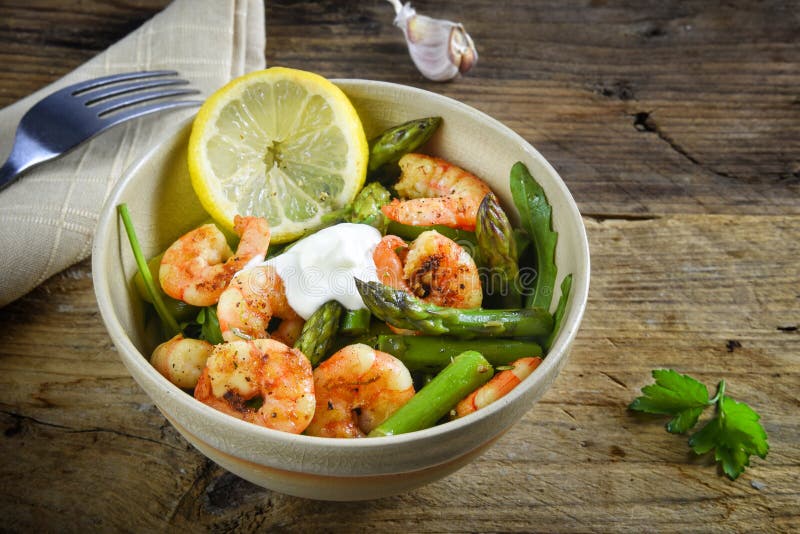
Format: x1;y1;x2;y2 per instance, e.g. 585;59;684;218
689;395;769;480
630;370;769;480
182;307;224;345
197;307;224;345
509;162;558;312
118;204;180;336
542;273;573;352
629;369;709;433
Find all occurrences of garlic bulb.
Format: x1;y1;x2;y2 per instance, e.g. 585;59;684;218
387;0;478;82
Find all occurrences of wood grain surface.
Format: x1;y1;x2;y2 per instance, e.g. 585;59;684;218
1;1;798;532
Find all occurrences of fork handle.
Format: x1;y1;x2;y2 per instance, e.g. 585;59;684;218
0;158;21;192
0;130;56;192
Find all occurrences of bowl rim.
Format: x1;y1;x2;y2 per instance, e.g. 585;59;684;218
92;78;590;457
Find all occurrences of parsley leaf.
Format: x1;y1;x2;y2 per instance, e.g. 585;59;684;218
689;395;769;480
629;369;709;433
630;370;769;480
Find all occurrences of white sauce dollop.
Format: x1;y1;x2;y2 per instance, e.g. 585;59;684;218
256;223;382;320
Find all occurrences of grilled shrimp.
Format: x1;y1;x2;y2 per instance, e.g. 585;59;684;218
453;357;542;418
216;265;304;345
304;344;415;438
194;339;315;434
381;153;492;231
150;334;213;389
159;215;270;306
372;234;411;292
373;230;482;309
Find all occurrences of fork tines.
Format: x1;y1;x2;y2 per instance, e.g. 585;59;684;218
0;70;203;192
66;70;201;118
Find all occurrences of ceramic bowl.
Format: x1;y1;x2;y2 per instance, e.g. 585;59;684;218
92;79;590;501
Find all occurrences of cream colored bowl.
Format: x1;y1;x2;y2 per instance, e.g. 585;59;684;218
92;79;590;501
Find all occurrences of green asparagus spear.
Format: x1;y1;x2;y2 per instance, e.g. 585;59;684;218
356;279;553;339
386;220;528;268
385;220;480;260
510;162;558;311
295;183;391;238
476;192;522;308
339;308;372;336
349;182;392;233
118;204;181;336
543;274;573;352
386;219;476;245
294;300;344;366
376;334;542;372
368;117;442;174
368;351;493;436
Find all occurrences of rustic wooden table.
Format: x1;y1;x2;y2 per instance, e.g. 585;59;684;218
1;1;798;531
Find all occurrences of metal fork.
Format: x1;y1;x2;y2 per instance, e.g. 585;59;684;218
0;70;202;191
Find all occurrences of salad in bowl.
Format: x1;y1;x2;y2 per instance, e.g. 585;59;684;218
93;67;589;500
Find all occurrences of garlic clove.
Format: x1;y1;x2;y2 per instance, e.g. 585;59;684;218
390;1;478;82
449;23;477;75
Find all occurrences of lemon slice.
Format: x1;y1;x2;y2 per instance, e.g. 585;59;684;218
188;67;368;243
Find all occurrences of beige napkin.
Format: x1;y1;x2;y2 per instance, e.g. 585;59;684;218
0;0;265;307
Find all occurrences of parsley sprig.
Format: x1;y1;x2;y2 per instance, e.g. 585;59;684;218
629;369;768;480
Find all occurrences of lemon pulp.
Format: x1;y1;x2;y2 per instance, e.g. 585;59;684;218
188;67;368;243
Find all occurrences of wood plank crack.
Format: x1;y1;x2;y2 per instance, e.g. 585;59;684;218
631;110;741;181
1;409;181;450
583;213;661;223
599;371;629;390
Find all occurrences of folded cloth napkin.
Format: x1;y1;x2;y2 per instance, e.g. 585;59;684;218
0;0;265;307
